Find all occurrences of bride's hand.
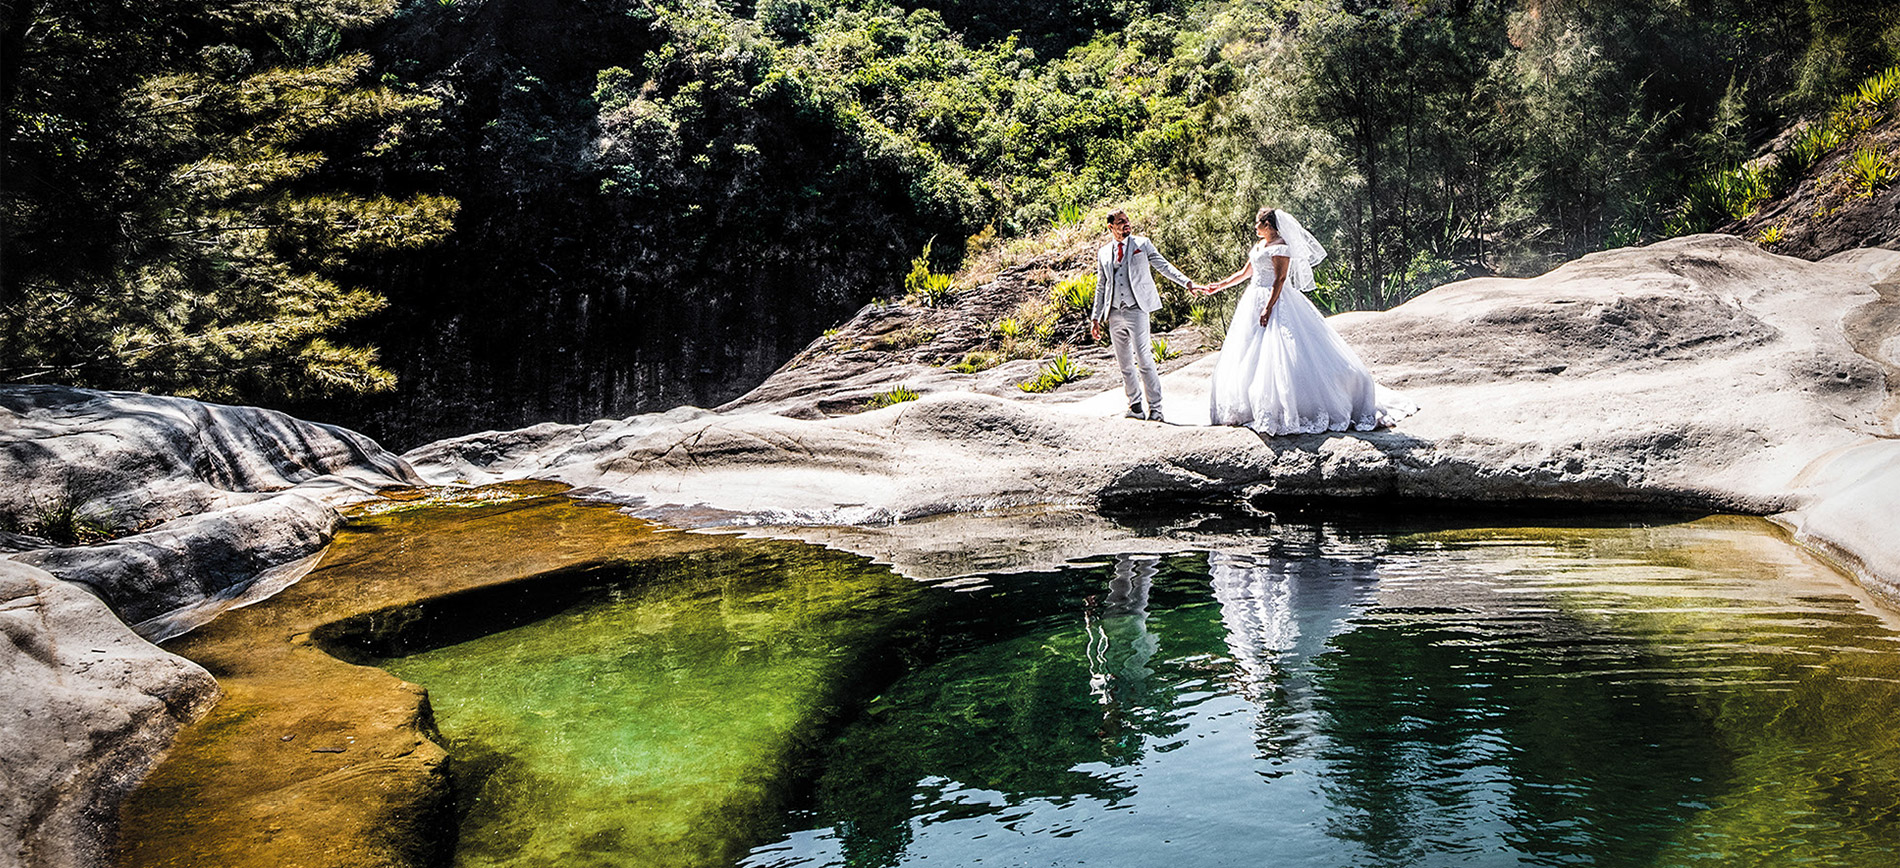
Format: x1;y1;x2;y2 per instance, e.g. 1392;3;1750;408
1259;305;1273;326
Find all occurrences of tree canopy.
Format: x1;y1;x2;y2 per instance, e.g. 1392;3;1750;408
4;0;1896;423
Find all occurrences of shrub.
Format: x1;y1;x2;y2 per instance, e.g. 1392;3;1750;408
1152;337;1179;361
1847;146;1900;195
1018;352;1092;393
1188;293;1236;337
904;239;957;307
994;317;1024;340
864;385;920;409
1053;202;1086;228
948;350;1002;373
1052;274;1095;313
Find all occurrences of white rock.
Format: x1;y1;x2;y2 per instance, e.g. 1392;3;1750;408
0;560;218;868
407;236;1900;597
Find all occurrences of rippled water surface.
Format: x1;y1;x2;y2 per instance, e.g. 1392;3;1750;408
376;516;1900;868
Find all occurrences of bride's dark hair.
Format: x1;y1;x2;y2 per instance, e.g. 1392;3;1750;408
1255;207;1278;230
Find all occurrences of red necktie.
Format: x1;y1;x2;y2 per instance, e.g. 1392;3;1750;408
1116;241;1124;263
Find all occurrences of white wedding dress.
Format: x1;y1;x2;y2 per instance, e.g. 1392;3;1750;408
1208;215;1416;435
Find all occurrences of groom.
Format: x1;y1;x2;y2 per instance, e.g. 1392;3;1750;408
1090;210;1194;422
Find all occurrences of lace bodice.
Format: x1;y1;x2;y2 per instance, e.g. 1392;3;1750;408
1251;242;1296;290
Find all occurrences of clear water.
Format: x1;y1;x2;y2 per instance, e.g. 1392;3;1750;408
372;517;1900;868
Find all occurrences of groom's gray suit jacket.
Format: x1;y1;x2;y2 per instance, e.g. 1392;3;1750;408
1092;234;1192;320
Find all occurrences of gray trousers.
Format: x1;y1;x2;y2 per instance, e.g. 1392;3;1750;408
1107;306;1162;412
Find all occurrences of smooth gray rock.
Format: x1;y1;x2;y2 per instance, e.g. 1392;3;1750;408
1;386;420;534
1;388;425;868
0;560;219;868
13;495;337;638
407;236;1900;597
1;387;424;636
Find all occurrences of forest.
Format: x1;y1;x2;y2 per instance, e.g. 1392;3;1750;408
4;0;1898;445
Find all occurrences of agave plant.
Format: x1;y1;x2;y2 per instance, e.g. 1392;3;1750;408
1858;66;1900;110
1848;146;1900;195
864;385;921;409
1018;352;1092;393
1052;274;1095;313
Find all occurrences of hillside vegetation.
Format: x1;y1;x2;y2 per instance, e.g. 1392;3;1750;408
4;0;1897;443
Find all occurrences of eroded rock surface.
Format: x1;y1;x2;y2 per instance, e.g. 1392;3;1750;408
1;386;424;638
0;560;219;868
1;387;422;867
408;235;1900;596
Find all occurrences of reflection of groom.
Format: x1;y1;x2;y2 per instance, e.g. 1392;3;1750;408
1090;210;1193;422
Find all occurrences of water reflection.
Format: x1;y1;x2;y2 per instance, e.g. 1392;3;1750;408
1208;543;1377;774
750;521;1900;868
1084;554;1160;717
348;514;1900;868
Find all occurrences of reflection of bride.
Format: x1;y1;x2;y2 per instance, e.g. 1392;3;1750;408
1208;545;1378;763
1197;208;1417;435
1208;551;1298;696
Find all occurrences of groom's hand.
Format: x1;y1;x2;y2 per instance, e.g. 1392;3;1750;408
1089;320;1103;342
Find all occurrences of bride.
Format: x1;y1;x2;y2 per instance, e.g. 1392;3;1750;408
1195;208;1416;434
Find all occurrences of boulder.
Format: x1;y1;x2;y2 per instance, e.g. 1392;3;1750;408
0;560;219;868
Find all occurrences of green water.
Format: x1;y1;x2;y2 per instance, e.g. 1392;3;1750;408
377;542;934;868
373;517;1900;868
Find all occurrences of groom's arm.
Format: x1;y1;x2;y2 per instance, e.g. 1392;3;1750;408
1139;239;1193;288
1090;255;1111;323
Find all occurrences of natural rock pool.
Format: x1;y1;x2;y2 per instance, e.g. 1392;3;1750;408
294;507;1900;868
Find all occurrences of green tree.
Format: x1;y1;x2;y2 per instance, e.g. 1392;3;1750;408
2;0;455;401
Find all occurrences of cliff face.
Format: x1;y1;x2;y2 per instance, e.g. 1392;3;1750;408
285;0;957;448
1724;108;1900;260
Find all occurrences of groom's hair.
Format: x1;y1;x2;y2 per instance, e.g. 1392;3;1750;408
1105;209;1129;226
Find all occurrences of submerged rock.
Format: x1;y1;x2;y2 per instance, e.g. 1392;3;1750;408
1;387;420;867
